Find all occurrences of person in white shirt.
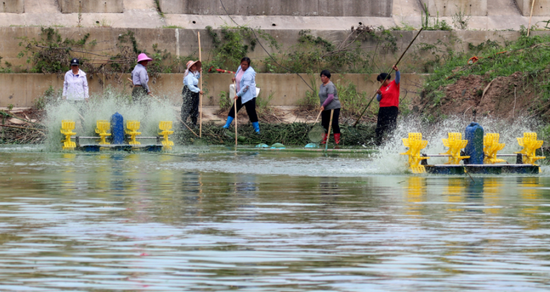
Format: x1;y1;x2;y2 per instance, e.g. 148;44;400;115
181;60;203;127
63;58;89;101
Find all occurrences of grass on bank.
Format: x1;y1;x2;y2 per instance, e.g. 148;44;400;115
423;27;550;106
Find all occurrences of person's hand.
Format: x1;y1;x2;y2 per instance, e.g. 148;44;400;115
231;77;236;82
234;95;239;100
199;91;204;95
148;92;152;96
320;106;324;111
393;65;399;71
377;89;382;95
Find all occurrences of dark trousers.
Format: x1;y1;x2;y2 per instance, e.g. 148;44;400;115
375;106;398;145
228;97;258;123
132;86;148;103
181;86;200;126
321;108;340;134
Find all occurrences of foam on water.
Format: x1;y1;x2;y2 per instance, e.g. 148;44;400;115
44;90;178;151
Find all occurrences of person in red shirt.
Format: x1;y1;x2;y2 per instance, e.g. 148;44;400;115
375;65;400;146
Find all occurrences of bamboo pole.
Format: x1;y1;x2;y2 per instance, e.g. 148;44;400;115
325;109;334;151
234;81;238;148
198;32;203;138
528;0;536;37
353;27;423;127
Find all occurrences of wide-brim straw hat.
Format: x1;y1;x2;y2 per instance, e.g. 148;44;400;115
186;60;202;70
137;53;153;63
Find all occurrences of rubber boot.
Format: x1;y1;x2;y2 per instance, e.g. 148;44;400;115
223;116;234;129
320;133;328;144
334;133;341;145
252;122;260;134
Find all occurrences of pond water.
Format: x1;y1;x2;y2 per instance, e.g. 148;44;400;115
1;145;550;291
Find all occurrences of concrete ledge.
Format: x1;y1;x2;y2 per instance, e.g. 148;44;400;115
420;0;487;16
59;0;124;13
159;0;393;17
0;0;24;13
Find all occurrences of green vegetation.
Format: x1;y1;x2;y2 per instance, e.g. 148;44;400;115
205;25;278;71
422;30;550;104
178;122;375;146
17;27;96;74
421;4;452;31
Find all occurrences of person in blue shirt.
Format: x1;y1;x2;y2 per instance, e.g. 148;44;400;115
222;57;260;134
181;60;204;127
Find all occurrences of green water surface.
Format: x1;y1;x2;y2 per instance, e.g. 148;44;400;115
0;146;550;291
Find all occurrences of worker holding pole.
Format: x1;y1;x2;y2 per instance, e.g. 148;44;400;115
181;60;203;128
374;65;400;146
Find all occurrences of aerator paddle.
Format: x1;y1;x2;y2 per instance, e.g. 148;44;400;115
352;27;423;127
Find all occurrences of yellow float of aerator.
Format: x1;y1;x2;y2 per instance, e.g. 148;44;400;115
60;120;76;150
441;132;470;165
158;121;174;150
517;132;545;165
95;120;111;145
483;133;506;164
400;133;429;174
125;120;141;145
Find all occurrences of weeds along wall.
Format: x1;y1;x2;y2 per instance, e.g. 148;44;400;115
0;27;539;74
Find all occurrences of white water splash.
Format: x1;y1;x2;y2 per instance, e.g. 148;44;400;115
369;115;542;174
44;88;178;151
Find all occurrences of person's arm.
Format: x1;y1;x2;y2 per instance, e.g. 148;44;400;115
395;70;401;85
83;75;89;99
139;68;150;93
322;84;335;108
184;74;200;93
236;71;252;97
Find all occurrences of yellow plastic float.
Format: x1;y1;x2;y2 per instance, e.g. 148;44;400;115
483;133;506;164
95;120;111;145
60;120;76;150
516;132;545;165
125;120;141;145
441;132;470;164
400;133;429;174
158;121;174;150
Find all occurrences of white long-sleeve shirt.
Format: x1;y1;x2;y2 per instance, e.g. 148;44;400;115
184;71;201;93
63;69;89;101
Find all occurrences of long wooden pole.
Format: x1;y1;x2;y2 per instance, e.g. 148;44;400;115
198;32;203;138
234;81;238;147
527;0;536;37
325;109;334;151
352;27;423;127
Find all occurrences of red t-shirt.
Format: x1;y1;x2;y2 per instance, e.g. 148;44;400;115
379;80;400;108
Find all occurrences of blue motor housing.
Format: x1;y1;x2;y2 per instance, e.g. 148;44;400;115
464;122;484;164
110;112;124;144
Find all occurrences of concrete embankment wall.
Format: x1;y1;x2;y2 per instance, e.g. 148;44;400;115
158;0;393;17
0;73;424;108
58;0;124;13
0;26;532;71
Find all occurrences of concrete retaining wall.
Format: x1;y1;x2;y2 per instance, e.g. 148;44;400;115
420;0;487;16
0;27;533;73
58;0;124;13
158;0;393;17
0;0;24;13
516;0;550;16
0;73;424;107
